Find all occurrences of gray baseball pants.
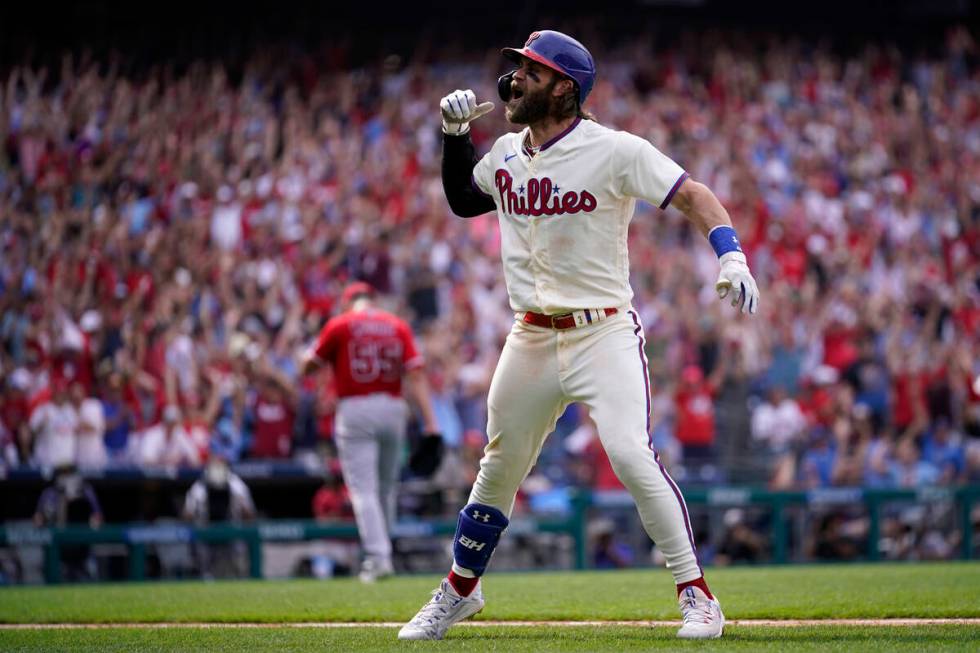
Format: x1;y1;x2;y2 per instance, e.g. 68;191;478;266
335;393;409;565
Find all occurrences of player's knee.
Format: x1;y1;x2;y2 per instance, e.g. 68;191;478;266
453;503;509;576
604;444;652;480
602;441;632;466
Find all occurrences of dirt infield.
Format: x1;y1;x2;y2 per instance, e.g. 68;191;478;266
2;619;979;629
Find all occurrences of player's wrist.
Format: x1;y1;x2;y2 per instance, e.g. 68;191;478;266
718;251;747;266
442;121;470;135
708;225;743;259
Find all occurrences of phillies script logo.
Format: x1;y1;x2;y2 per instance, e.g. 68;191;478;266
494;169;597;216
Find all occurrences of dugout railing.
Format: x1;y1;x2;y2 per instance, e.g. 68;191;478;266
2;485;977;583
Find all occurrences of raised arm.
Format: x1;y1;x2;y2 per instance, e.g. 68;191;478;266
440;89;496;218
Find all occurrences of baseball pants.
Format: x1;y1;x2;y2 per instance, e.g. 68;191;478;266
468;308;703;583
335;393;409;564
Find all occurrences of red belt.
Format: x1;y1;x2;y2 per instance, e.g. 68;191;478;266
522;308;618;330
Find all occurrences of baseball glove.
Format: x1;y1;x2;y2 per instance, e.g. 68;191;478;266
408;433;444;478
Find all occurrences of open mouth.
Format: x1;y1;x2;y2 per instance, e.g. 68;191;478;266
510;85;524;100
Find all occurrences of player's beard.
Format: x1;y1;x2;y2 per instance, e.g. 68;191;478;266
505;79;557;125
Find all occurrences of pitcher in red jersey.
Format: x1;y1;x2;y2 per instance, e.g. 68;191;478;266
300;281;441;583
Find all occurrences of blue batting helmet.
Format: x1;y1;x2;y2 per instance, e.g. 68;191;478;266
502;30;596;105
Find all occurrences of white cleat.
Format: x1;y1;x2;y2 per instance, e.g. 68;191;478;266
397;578;484;640
676;586;725;639
358;558;394;584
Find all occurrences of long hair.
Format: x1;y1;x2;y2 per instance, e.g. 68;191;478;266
553;78;595;122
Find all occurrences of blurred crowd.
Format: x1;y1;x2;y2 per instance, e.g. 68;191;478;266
0;26;979;502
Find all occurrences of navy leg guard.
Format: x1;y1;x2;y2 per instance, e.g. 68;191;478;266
453;503;509;576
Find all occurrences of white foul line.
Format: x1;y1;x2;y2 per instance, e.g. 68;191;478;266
1;619;979;630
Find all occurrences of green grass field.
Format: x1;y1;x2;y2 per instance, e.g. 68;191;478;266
1;562;978;651
1;625;978;653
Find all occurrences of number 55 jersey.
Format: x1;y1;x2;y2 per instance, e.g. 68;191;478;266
308;307;424;398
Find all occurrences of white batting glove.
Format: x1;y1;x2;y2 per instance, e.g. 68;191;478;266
716;251;760;314
440;89;494;135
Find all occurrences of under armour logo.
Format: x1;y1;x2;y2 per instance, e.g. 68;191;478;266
472;510;491;523
526;32;541;47
458;535;486;551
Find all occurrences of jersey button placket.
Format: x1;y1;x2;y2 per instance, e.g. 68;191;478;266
523;159;544;305
535;214;554;302
528;219;545;304
530;149;553;301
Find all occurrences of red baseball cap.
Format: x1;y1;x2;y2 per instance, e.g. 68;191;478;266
341;281;375;307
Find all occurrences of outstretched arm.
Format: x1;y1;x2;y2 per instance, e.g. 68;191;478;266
671;179;760;314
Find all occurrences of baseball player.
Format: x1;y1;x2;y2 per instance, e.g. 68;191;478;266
300;281;441;583
399;30;759;640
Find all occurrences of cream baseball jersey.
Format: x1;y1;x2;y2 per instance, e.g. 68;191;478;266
471;117;688;314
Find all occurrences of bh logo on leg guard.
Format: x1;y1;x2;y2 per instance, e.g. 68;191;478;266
453;503;509;576
458;536;485;551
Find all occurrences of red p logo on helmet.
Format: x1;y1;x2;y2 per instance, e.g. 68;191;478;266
525;32;541;47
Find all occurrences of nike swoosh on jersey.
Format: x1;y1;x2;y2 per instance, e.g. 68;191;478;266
504;153;518;163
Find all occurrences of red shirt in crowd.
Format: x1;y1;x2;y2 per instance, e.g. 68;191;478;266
49;336;96;395
892;373;926;430
309;308;423;398
249;390;295;458
675;383;717;446
799;384;834;427
823;326;860;372
312;484;353;519
0;393;30;438
772;242;808;288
